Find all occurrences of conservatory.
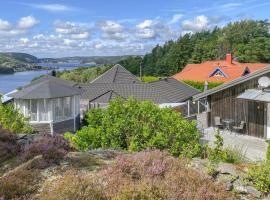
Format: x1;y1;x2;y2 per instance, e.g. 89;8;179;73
10;76;83;134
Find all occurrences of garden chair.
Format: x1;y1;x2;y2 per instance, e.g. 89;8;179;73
232;121;245;133
214;116;223;129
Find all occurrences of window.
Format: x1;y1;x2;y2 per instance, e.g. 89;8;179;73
30;99;38;121
64;97;72;118
214;71;224;77
53;97;73;121
39;99;48;121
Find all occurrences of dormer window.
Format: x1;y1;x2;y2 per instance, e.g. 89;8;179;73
242;67;250;76
214;71;224;77
208;67;227;78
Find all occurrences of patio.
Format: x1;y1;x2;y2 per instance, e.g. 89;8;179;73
200;127;268;161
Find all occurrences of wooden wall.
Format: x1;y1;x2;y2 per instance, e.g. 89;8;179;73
209;73;270;138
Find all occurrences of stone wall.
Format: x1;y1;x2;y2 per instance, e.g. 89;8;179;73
31;123;51;134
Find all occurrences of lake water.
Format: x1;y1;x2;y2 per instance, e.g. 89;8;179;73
0;63;94;94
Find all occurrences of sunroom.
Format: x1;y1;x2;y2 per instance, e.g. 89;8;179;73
10;76;83;134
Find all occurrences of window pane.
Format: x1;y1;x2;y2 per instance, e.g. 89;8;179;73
53;98;64;121
30;99;38;121
39;99;48;121
64;97;71;118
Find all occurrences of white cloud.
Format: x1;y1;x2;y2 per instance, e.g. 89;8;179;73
97;20;127;41
182;15;209;32
17;16;39;29
0;19;10;30
22;3;75;12
19;38;29;43
54;20;90;40
169;14;183;24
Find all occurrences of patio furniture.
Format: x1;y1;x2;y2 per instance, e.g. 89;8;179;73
223;119;235;132
214;116;223;128
233;121;245;133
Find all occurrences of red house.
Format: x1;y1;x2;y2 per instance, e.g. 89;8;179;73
173;54;270;83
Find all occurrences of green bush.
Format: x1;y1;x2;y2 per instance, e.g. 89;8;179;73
245;162;270;193
183;80;223;92
65;97;201;157
267;140;270;161
0;102;32;134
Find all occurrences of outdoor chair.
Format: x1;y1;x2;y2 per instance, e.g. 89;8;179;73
214;116;223;129
232;121;245;133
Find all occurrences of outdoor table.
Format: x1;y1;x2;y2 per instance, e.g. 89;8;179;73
223;119;234;132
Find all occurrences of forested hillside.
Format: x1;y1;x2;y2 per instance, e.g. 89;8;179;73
119;20;270;77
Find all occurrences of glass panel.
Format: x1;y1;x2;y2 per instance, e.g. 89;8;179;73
30;99;38;121
53;98;64;121
39;99;48;121
64;97;71;118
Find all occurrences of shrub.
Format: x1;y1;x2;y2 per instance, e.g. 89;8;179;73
0;102;32;134
0;128;19;163
65;97;201;157
245;161;270;193
183;80;223;92
206;131;246;164
40;150;236;200
0;168;41;199
20;134;69;167
267;139;270;161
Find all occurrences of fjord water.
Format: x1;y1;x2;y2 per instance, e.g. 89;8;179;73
0;63;93;94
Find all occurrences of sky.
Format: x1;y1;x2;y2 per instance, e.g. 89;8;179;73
0;0;270;58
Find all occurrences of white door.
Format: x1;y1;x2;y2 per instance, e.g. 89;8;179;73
267;103;270;139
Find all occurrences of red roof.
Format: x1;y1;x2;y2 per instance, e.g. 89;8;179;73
173;59;270;83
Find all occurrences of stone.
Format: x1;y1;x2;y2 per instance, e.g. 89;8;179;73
217;163;239;177
217;174;236;191
188;158;210;175
233;179;248;194
246;186;262;198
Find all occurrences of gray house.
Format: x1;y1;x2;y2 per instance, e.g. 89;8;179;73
80;64;200;116
10;76;83;134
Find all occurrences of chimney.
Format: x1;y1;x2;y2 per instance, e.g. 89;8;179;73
204;81;208;92
226;53;232;64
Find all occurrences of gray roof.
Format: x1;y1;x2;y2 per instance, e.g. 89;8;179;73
81;77;200;104
149;78;200;102
81;83;166;104
91;64;141;84
10;75;83;99
237;89;270;102
193;66;270;100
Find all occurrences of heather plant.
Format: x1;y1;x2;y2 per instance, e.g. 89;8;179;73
0;128;19;163
40;150;236;200
0;168;41;199
65;97;201;157
0;101;32;134
20;134;69;167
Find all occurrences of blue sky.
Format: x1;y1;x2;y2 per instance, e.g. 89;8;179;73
0;0;270;57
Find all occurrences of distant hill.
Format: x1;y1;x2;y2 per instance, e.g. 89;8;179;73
40;55;136;65
0;52;44;73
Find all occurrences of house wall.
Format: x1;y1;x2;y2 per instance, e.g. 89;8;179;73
209;73;270;138
53;115;80;134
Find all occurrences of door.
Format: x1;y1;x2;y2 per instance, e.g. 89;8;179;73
267;103;270;139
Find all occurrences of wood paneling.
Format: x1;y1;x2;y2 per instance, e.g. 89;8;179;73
209;73;270;138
